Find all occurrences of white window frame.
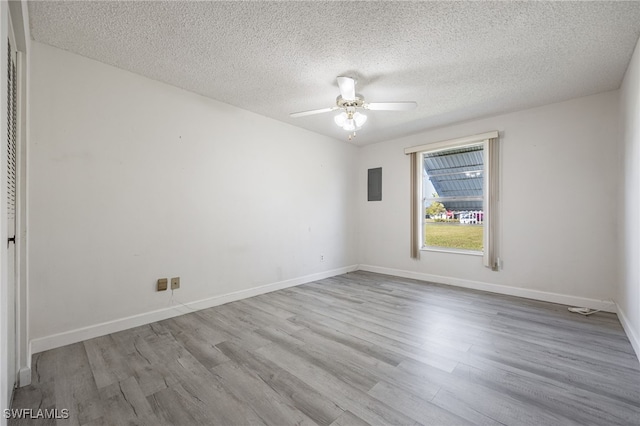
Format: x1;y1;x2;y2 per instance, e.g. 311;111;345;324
419;141;485;256
405;131;500;270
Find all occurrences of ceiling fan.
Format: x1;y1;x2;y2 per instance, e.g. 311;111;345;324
290;76;417;139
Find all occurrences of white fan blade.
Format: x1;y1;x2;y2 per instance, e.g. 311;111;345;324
290;107;337;118
337;76;356;101
366;101;417;111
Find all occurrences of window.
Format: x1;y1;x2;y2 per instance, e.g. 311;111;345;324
422;143;484;252
405;131;499;270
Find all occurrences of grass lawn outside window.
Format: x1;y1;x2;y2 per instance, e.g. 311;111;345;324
424;222;483;252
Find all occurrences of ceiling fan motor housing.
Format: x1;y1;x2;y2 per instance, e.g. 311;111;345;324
336;95;364;109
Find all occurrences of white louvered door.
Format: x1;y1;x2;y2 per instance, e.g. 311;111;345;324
5;32;17;397
7;42;16;242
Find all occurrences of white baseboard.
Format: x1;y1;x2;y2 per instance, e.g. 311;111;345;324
30;265;358;354
616;303;640;363
28;263;630;364
358;264;617;313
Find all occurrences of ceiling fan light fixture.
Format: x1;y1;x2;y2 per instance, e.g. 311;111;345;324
334;112;348;127
353;112;367;127
343;119;356;131
335;110;367;132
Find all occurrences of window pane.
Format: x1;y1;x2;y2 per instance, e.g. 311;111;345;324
422;144;484;251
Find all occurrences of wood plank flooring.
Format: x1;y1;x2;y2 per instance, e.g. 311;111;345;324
10;271;640;425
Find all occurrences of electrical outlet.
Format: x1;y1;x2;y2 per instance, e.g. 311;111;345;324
171;277;180;290
320;254;325;262
157;278;168;292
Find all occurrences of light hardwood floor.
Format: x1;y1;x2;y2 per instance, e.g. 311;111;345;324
10;271;640;425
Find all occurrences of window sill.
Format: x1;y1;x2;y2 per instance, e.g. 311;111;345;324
420;247;483;257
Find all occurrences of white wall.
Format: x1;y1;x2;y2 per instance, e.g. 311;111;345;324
620;36;640;358
28;42;358;348
358;91;620;306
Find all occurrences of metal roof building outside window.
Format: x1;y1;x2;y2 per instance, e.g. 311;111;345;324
423;145;484;212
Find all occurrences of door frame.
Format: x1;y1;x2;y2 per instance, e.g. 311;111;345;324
9;0;29;390
1;0;29;418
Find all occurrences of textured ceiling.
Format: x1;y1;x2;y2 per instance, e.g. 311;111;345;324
28;1;640;145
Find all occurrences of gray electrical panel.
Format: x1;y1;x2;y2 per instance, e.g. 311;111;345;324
368;167;382;201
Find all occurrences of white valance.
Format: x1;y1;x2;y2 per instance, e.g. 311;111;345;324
404;131;499;155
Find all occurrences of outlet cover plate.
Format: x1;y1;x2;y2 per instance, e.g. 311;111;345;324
171;277;180;290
